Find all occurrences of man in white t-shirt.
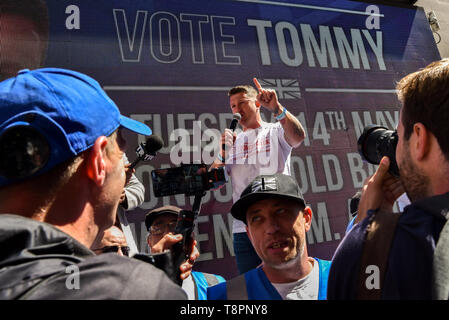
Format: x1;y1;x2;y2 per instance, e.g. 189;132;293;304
211;78;305;274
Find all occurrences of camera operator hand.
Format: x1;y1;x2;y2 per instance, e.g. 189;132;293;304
150;234;200;280
355;156;405;223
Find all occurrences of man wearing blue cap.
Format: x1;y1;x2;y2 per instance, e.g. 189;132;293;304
0;68;186;299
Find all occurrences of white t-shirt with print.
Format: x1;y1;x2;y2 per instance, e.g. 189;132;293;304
271;258;320;300
225;121;292;233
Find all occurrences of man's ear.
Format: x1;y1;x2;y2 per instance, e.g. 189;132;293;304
413;123;430;161
303;207;313;232
86;136;109;186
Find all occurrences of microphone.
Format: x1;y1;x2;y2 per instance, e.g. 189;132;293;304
222;113;241;154
229;113;241;131
129;134;164;169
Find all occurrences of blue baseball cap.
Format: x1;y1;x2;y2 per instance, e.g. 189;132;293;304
0;68;151;187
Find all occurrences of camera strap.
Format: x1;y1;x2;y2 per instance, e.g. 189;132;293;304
356;209;400;300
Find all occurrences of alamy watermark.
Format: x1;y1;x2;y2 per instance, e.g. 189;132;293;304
65;264;80;290
365;265;380;290
365;5;381;30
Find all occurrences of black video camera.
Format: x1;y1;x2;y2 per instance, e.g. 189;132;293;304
148;163;227;285
357;125;399;177
151;163;227;197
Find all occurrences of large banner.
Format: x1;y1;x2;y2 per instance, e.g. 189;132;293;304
4;0;440;278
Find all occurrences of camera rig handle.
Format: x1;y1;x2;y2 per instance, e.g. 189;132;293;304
171;192;205;286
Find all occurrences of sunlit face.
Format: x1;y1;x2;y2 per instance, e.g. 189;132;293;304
396;109;429;202
229;92;260;130
147;213;178;248
98;129;127;227
0;14;44;81
246;198;311;269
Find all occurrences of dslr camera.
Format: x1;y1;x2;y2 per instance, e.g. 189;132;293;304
357;125;400;177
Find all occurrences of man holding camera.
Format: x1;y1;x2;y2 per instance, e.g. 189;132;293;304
328;59;449;300
0;68;186;299
207;173;331;300
145;205;225;300
211;78;306;274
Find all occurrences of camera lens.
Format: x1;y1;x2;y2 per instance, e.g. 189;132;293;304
357;125;400;177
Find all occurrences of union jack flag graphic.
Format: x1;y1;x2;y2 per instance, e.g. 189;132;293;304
257;79;301;99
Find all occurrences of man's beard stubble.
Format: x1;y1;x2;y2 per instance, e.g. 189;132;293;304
267;237;305;270
399;144;429;203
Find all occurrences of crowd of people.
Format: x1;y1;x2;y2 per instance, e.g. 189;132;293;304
0;0;448;301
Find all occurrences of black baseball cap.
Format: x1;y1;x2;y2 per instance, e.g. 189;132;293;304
231;173;306;224
0;68;151;187
144;205;181;231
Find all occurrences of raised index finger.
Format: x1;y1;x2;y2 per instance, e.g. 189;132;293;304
253;77;262;92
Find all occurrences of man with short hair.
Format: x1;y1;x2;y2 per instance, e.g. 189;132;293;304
211;78;306;274
207;173;331;300
145;205;225;300
0;68;186;299
0;0;143;256
328;59;449;300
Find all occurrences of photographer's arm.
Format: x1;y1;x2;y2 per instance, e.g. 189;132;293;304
151;234;199;280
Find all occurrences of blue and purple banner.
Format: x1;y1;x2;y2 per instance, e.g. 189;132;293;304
40;0;440;278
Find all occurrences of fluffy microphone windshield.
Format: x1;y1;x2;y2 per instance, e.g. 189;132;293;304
145;134;164;155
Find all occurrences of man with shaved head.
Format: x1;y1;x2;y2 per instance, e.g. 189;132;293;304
208;173;331;300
